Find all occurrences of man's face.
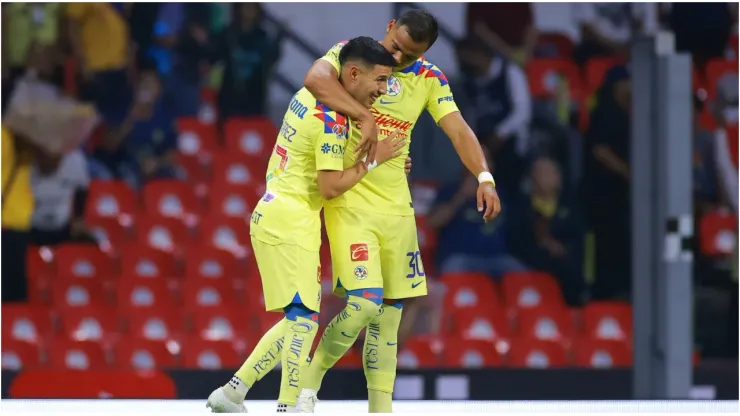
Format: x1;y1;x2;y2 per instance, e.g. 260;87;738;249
342;64;392;108
380;21;430;69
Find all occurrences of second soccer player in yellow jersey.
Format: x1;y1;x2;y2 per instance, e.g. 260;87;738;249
296;10;502;413
206;37;405;413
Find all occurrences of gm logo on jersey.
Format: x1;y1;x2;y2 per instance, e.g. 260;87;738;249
354;265;368;280
386;75;402;97
321;143;344;157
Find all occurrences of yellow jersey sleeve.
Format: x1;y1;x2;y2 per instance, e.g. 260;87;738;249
423;63;459;123
319;41;347;75
312;102;350;172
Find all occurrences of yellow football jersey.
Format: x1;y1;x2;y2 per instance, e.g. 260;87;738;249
250;88;349;251
320;41;460;216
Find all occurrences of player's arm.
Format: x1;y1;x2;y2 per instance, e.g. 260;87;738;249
317;129;405;200
304;42;378;162
425;66;501;221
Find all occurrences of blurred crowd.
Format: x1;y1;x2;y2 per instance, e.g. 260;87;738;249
1;2;738;369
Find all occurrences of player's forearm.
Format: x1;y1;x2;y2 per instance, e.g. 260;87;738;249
317;162;368;200
441;114;491;178
304;63;371;121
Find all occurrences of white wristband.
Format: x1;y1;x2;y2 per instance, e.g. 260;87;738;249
367;160;378;171
477;171;495;186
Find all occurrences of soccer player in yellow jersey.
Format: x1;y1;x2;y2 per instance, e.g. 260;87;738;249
295;10;502;413
206;37;405;413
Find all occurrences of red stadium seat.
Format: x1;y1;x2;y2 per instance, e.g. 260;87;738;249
516;307;574;343
52;279;110;310
120;246;176;280
59;306;118;342
198;216;252;255
54;244;113;280
118;279;176;312
48;338;108;370
526;58;581;99
142;179;201;219
584;56;621;95
85;215;133;247
507;338;569;368
86;180;137;218
211;152;262;188
582;301;632;341
2;339;43;370
700;211;738;257
190;308;247;341
415;215;437;257
501;271;566;314
185;245;241;281
705;59;738;100
2;304;52;344
448;308;511;342
182;338;242;369
223;116;276;167
26;246;55;304
442;338;502;368
335;347;363;369
573;338;632;368
209;184;254;219
136;215;192;253
398;336;441;369
113;338;177;370
182;279;241;309
127;310;183;341
440;272;501;315
177;153;212;185
176;117;221;156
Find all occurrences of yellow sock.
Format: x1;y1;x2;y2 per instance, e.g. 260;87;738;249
232;318;286;389
304;296;382;392
365;303;403;413
277;316;319;406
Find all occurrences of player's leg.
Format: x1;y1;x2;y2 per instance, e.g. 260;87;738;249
297;208;383;410
364;215;427;413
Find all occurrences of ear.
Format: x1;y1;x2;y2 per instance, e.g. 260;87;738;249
387;19;395;34
349;65;361;80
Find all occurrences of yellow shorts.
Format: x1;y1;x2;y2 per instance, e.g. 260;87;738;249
251;236;322;313
324;207;427;300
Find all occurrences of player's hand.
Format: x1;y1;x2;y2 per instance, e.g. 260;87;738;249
355;115;378;165
374;129;405;165
405;156;412;176
477;182;501;223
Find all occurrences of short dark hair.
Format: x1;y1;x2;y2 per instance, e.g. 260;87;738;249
338;36;397;68
396;9;438;48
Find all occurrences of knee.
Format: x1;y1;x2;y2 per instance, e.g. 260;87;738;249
283;303;319;323
344;294;383;324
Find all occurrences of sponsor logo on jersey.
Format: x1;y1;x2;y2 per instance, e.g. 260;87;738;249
321;143;344;156
350;243;368;261
354;265;368;280
437;95;454;104
288;95;308;119
332;123;347;139
386;75;402;97
317;265;322;283
357;108;413;132
292;322;313;333
262;193;275;203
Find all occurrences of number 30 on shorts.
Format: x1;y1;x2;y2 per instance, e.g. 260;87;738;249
406;251;425;278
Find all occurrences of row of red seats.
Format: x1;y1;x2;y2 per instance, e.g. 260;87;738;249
2;333;631;371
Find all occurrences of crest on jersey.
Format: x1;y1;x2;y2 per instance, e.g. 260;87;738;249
386;75;402;97
354;265;368;280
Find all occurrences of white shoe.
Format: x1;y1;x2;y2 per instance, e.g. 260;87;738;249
206;386;248;413
296;389;318;413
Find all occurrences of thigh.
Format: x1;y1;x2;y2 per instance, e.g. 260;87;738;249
324;208;383;297
380;215;427;300
251;237;321;313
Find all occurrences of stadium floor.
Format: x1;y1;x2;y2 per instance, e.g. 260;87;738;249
2;399;736;413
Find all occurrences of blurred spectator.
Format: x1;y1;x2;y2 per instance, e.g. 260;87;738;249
2;3;63;110
581;64;631;300
211;3;281;119
427;148;527;278
67;2;132;125
572;4;654;65
692;93;720;214
126;3;160;63
456;36;532;194
1;124;34;302
666;3;735;68
713;75;739;213
509;157;587;306
90;67;182;188
467;3;537;66
30;149;95;246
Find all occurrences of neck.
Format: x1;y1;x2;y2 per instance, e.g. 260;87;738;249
532;186;557;199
